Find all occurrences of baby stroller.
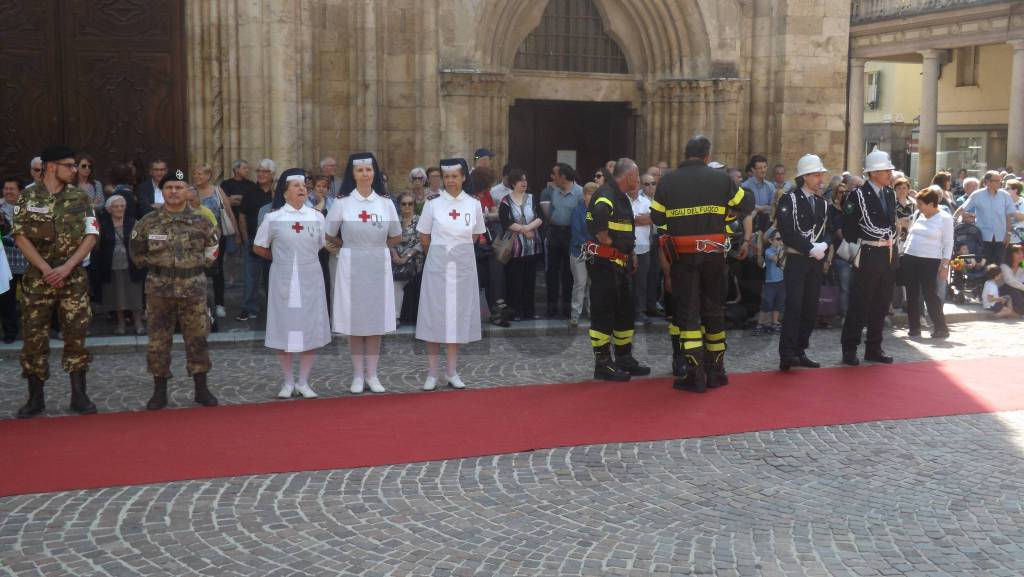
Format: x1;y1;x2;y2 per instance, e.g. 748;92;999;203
947;222;985;304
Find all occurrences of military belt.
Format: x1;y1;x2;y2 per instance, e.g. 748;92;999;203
150;266;206;279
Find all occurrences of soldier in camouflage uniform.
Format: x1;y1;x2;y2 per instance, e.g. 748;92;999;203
12;146;100;418
130;169;220;410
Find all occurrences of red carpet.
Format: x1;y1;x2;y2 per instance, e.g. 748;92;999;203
3;356;1024;497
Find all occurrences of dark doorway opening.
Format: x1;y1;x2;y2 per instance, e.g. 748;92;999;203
508;100;635;193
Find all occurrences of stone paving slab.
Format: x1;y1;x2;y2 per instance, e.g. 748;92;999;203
1;412;1023;576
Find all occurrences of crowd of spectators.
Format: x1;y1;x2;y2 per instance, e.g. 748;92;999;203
1;150;1022;344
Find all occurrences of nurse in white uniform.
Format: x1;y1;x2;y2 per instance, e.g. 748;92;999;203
326;153;402;394
415;158;485;390
252;168;331;399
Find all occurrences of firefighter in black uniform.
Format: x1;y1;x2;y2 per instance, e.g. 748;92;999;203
841;149;899;365
776;154;830;371
650;136;754;392
585;159;651;381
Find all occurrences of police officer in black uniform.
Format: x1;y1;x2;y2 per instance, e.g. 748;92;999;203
651;136;754;392
841;149;898;365
776;154;830;371
585;158;650;381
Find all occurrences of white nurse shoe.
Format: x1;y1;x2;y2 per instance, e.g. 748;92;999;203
350;377;365;394
277;382;295;399
295;382;318;399
366;377;385;393
446;374;466;389
422;376;438;391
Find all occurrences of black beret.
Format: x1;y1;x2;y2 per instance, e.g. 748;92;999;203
40;146;76;163
158;168;188;189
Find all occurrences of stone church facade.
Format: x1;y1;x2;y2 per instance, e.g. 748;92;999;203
186;0;853;181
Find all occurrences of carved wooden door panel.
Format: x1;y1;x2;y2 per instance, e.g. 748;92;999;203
59;0;187;176
0;0;63;181
0;0;186;182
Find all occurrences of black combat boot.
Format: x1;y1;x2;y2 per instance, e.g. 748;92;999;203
670;330;684;376
147;377;169;411
614;343;651;376
16;376;46;419
594;349;631;382
705;351;729;389
193;373;218;407
671;349;685;377
672;355;707;393
69;371;97;415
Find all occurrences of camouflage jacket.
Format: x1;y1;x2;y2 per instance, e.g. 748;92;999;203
130;206;219;299
11;182;99;293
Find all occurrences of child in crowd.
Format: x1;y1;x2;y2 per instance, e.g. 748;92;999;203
982;264;1017;319
754;229;785;335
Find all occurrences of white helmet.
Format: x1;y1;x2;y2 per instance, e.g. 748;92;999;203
795;154;828;178
864;148;895;173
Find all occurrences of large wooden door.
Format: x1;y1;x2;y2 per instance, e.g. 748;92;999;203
508;100;635;193
0;0;186;182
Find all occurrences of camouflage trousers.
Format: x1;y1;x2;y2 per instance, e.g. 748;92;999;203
20;286;92;380
146;295;211;378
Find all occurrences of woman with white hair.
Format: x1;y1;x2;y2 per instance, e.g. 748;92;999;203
408;166;428;213
93;194;145;334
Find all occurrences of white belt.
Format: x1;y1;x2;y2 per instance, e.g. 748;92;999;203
861;239;892;248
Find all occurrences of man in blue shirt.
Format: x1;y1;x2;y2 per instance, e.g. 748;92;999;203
540;163;582;318
742;155;777;218
954;170;1021;265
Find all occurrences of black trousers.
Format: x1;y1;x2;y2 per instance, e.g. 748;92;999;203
982;240;1006;266
0;274;21;339
901;254;948;333
779;253;823;359
587;259;633;353
841;245;896;353
1000;284;1024;315
670;253;726;362
505;254;539;318
546;227;573;314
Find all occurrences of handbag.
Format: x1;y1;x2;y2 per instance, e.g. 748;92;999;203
492;230;515;264
818;270;841;320
493;195;528;265
392;258;418;282
214;187;236;236
837;239;858;263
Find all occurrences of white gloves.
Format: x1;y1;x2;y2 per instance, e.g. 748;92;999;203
809;242;828;260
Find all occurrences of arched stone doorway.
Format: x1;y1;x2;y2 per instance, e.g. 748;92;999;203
439;0;745;172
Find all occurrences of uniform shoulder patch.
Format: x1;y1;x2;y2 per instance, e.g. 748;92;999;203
130;228;138;239
844;202;855;214
13;205;19;215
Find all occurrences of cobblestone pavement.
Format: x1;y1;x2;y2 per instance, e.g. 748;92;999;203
1;319;1022;418
2;412;1024;577
3;322;1024;577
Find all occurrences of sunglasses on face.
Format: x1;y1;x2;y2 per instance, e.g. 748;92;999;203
411;176;425;181
400;202;414;206
643;182;655;186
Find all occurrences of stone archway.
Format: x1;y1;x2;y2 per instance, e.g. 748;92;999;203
442;0;745;168
474;0;712;79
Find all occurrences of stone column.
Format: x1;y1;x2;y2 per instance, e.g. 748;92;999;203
918;49;942;186
847;58;865;174
439;71;508;161
1006;40;1024;173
